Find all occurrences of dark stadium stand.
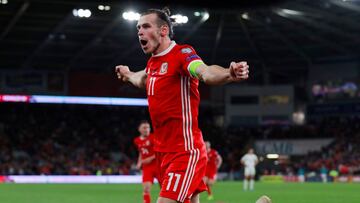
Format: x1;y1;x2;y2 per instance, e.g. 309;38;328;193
1;103;359;179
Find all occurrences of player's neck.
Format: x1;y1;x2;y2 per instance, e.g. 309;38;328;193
153;37;172;55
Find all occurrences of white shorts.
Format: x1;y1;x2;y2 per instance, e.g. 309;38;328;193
244;167;256;177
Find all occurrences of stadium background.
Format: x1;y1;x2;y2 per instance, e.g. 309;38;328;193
1;0;360;202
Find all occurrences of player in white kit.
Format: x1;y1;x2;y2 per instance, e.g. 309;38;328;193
241;148;259;191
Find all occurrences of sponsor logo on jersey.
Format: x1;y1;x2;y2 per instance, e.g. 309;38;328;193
186;54;200;62
160;62;168;74
181;48;192;54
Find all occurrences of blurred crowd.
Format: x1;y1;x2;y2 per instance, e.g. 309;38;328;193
0;103;359;178
294;116;360;178
0;103;147;175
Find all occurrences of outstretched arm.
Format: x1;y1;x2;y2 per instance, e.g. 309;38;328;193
142;155;155;165
136;154;142;169
216;154;223;169
193;61;249;85
115;65;147;89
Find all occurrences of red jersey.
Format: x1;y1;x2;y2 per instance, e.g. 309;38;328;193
145;41;205;152
207;149;220;170
133;134;155;161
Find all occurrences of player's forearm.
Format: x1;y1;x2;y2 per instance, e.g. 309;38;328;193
136;154;142;168
198;65;233;85
217;157;223;168
142;155;155;164
127;70;147;89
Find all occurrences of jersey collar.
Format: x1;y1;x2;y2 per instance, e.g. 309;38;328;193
153;41;176;57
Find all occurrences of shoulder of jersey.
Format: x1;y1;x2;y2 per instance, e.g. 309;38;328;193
177;44;194;54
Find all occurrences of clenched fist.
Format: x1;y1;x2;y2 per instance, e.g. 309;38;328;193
229;61;249;81
115;65;131;82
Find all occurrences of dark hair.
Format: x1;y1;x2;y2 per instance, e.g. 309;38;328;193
141;7;174;38
139;120;149;125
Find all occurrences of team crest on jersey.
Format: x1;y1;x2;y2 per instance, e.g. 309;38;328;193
181;48;192;54
146;140;150;146
160;62;168;74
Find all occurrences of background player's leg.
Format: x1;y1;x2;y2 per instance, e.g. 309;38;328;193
207;183;212;196
243;176;249;191
249;177;255;191
206;179;215;200
143;182;152;203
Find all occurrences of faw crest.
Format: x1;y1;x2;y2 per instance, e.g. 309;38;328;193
160;62;168;74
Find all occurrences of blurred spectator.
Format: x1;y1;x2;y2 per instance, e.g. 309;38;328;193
329;168;339;182
320;165;328;183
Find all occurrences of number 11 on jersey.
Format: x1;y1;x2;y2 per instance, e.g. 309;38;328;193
148;77;156;96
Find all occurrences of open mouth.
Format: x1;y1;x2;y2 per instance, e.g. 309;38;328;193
140;39;148;46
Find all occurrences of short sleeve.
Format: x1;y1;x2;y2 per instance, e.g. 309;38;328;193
241;155;244;162
178;45;205;78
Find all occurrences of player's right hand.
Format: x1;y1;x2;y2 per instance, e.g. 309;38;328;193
115;65;130;82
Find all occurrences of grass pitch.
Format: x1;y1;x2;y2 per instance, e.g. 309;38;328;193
0;181;359;203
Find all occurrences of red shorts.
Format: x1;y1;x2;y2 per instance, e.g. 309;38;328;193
156;147;208;202
205;167;217;180
142;160;158;183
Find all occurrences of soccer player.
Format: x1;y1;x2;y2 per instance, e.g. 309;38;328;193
204;141;222;200
133;120;158;203
320;164;328;183
115;7;249;203
297;166;305;183
240;148;258;191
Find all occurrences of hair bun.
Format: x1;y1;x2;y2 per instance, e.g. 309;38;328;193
162;7;171;16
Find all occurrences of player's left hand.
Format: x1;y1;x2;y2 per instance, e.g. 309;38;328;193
229;61;249;81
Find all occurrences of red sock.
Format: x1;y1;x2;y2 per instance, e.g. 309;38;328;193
143;192;151;203
184;199;191;203
207;186;212;196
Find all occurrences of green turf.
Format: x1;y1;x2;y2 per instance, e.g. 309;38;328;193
0;181;359;203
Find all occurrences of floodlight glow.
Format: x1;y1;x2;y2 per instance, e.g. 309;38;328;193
98;5;104;10
266;154;279;159
1;0;8;4
73;9;91;18
281;9;303;16
72;9;78;17
201;12;209;21
78;9;86;17
171;14;188;24
98;5;110;11
122;11;140;21
82;9;91;18
194;11;201;16
241;13;249;20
